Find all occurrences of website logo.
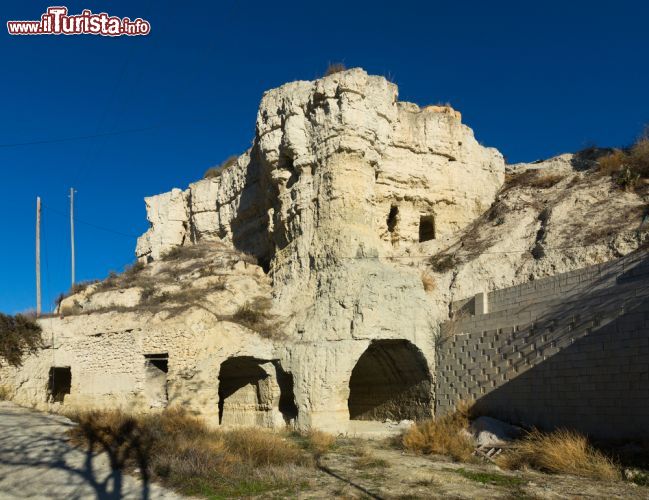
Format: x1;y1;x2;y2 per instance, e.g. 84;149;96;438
7;7;151;36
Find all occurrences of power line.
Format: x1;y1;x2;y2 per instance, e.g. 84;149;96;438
41;202;139;239
0;122;184;149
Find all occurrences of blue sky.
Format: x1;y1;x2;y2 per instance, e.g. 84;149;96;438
1;0;648;314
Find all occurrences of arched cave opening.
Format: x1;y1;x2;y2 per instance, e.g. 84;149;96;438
348;340;432;421
218;356;297;427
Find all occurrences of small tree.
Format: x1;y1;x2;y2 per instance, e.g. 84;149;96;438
0;313;43;367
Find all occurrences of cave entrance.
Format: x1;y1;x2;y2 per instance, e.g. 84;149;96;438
348;340;432;421
419;215;436;242
48;367;71;403
218;357;297;427
144;353;169;408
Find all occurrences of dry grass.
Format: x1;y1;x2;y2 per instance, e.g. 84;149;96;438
324;62;346;76
504;170;566;191
595;136;649;190
352;446;389;469
68;409;311;498
497;429;620;481
302;430;337;457
402;402;474;462
0;313;43;367
229;297;280;339
429;253;457;273
421;271;436;292
204;156;238;179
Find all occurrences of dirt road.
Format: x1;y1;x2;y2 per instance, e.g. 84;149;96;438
0;402;182;500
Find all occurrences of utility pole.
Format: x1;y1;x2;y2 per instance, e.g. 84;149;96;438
70;188;75;287
36;196;41;317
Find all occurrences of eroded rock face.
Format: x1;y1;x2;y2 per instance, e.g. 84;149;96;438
130;69;505;430
10;69;646;435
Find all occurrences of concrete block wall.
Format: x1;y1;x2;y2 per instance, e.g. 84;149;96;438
436;250;649;439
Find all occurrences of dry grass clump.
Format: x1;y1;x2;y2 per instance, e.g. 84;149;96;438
497;429;620;481
0;313;42;367
324;62;346;76
421;271;436;292
402;402;474;462
504;170;566;191
596;135;649;190
229;297;279;338
302;430;337;457
204;155;238;179
68;409;310;498
429;253;457;273
352;446;389;469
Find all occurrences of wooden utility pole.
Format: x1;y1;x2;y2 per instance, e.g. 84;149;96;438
70;188;75;287
36;196;41;317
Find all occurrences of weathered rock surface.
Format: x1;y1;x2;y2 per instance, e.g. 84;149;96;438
3;68;647;436
469;416;525;447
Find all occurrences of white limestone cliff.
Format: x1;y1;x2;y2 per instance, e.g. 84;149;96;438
4;69;646;435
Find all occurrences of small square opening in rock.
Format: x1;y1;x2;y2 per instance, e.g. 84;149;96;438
48;367;71;403
419;215;436;242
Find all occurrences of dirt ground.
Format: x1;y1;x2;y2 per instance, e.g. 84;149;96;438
1;401;647;499
296;439;649;500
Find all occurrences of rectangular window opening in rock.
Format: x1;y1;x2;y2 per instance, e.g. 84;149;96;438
387;205;399;233
48;366;71;403
144;353;169;407
419;215;436;242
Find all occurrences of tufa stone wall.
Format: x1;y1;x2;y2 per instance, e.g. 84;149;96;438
436;249;649;439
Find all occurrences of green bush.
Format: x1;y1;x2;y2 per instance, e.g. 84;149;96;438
0;313;43;367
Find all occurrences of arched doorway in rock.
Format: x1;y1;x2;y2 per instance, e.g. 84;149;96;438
348;340;432;421
218;356;298;427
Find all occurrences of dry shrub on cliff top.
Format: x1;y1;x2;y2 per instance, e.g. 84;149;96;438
402;401;474;462
68;409;310;498
204;155;238;179
497;429;619;481
504;170;566;191
0;313;42;367
596;134;649;191
324;62;346;76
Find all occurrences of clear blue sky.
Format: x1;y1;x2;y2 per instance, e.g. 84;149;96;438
1;0;648;314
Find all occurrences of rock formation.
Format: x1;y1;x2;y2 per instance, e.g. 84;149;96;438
2;68;646;436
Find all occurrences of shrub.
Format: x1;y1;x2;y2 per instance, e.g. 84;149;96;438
596;135;649;190
68;409;310;498
402;402;474;461
161;244;212;262
504;170;565;190
204;156;238;179
497;429;619;480
229;298;278;338
0;313;43;367
528;173;565;189
302;430;336;457
429;253;457;273
324;62;346;76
